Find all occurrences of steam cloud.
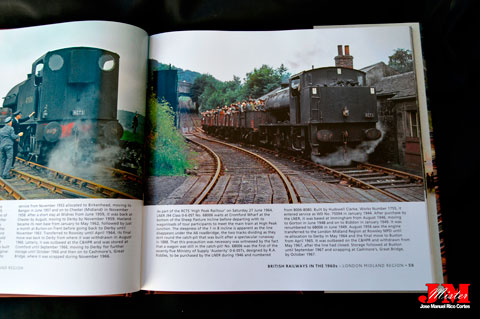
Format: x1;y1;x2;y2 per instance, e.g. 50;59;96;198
311;122;386;167
46;120;122;178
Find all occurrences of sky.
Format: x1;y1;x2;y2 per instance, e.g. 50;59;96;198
0;21;149;115
0;23;414;115
150;24;414;82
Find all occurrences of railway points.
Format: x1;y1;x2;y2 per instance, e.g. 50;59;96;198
173;112;426;204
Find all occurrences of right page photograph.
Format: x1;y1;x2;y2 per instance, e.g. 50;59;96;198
142;25;441;292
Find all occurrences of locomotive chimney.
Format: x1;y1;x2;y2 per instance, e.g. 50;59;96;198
334;44;354;69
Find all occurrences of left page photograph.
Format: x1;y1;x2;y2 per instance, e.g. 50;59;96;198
0;21;148;296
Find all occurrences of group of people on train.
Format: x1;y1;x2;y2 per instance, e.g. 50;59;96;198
201;99;266;120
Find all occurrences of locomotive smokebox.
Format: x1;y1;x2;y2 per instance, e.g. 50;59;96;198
365;127;382;140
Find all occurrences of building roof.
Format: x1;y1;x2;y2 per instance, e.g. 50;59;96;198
359;61;398;74
373;71;417;100
359;62;386;73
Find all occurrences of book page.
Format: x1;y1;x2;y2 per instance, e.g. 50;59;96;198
0;21;148;295
142;25;441;292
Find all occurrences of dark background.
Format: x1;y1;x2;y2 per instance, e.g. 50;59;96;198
0;0;475;315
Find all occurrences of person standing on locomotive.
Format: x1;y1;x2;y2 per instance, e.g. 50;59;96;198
11;110;35;168
0;116;24;179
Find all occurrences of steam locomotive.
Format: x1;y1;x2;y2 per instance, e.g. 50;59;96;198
202;65;382;157
0;47;124;163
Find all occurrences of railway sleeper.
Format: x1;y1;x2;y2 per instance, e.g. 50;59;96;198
40;182;56;193
348;172;385;178
335;169;371;174
325;179;342;184
29;193;53;199
357;175;398;181
368;179;411;186
376;183;424;189
13;184;35;191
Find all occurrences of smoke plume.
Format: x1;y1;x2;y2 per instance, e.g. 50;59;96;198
311;122;386;167
46;120;122;178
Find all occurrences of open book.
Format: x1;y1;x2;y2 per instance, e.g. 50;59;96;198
0;21;441;296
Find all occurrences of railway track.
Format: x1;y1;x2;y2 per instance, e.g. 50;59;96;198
177;113;425;203
241;144;424;202
0;169;95;200
102;166;144;185
183;135;222;204
0;158;142;200
333;162;424;201
162;131;299;205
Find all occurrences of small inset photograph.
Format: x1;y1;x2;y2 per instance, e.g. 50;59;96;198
0;22;148;200
145;27;428;205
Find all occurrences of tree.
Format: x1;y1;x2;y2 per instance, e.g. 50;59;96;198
388;48;413;73
193;74;246;111
244;64;288;99
277;63;291;82
192;64;290;110
221;75;246;104
191;74;219;108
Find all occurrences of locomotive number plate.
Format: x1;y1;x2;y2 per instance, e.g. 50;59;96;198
72;109;85;116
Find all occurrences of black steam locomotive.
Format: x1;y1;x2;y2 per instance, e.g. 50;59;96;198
202;65;381;157
1;47;124;163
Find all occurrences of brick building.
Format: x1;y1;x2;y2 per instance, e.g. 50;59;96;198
360;65;422;172
359;62;399;86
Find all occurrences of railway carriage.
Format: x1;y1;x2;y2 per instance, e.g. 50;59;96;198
1;47;124;163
